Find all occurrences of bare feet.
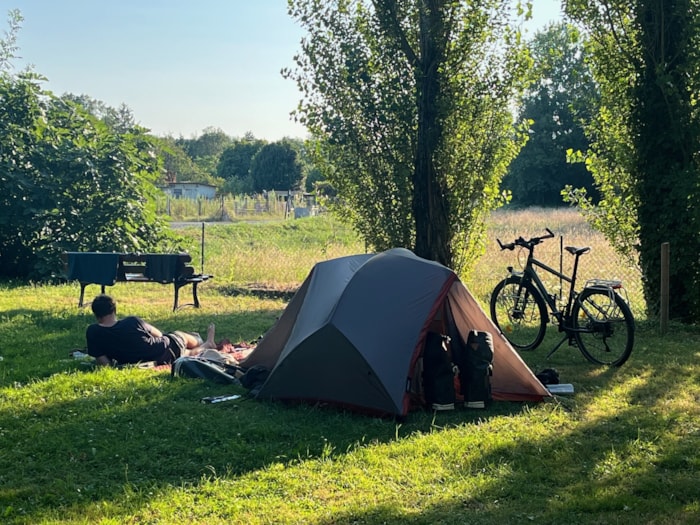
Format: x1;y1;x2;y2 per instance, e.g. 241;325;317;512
204;323;216;349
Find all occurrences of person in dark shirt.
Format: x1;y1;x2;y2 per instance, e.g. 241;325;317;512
86;294;216;366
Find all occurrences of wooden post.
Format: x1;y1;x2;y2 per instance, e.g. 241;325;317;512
660;242;670;334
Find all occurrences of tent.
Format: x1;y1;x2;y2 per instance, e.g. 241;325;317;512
239;248;550;416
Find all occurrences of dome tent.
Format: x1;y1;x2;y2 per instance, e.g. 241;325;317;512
239;248;550;416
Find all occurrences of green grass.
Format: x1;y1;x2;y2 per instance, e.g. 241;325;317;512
1;210;698;524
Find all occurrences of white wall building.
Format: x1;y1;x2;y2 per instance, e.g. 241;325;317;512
161;182;217;200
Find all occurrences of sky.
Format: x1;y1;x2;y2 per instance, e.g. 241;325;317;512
6;1;563;142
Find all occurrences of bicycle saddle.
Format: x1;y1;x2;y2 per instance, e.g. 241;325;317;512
565;246;591;256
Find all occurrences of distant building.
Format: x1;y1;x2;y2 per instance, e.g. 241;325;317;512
160;182;217;200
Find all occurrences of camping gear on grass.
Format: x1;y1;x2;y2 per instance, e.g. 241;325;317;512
171;356;241;385
239;248;550;416
462;330;494;408
422;332;456;411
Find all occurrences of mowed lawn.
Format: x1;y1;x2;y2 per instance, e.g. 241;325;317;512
0;209;697;524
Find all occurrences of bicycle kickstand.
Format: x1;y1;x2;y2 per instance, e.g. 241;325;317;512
546;335;570;359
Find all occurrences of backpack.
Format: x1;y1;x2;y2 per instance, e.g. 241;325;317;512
460;330;494;408
421;332;456;411
171;356;241;385
238;365;270;397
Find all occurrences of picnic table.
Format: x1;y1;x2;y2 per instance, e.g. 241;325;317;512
64;252;213;311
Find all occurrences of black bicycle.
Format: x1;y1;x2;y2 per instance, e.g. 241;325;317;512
489;228;635;366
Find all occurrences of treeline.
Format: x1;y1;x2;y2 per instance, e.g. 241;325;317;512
154;129;325;196
63;95;325;197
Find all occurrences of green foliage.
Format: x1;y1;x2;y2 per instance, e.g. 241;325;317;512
61;93;137;133
504;23;598;207
0;33;176;280
565;0;700;322
176;126;232;159
0;8;21;72
153;135;210;184
216;137;266;181
286;0;532;273
304;166;325;193
174;126;232;184
249;140;303;192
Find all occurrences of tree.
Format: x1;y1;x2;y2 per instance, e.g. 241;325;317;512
0;75;174;279
61;93;137;133
503;22;598;207
154;135;211;184
216;134;267;194
0;13;174;280
249;141;303;192
177;126;232;159
0;9;21;72
565;0;700;321
176;126;232;183
305;167;325;193
285;0;531;271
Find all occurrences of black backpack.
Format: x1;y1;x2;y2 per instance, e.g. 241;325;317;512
422;332;456;410
171;356;241;385
460;330;494;408
238;364;270;396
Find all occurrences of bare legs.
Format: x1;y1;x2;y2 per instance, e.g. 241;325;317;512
177;324;217;356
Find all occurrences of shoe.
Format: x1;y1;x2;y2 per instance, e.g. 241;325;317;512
432;403;455;411
465;401;485;409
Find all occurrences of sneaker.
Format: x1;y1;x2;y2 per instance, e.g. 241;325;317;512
432;403;455;411
465;401;485;409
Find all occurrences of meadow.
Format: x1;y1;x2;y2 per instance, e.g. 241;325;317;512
0;208;697;524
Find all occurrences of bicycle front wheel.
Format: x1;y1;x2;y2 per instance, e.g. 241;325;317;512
490;277;547;351
572;287;635;366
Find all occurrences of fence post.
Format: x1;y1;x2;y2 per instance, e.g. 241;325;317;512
660;242;670;334
201;222;205;274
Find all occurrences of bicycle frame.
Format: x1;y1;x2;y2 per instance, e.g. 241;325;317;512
506;240;597;358
508;248;582;325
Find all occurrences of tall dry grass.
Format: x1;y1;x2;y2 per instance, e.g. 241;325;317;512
175;208;645;318
473;207;645;318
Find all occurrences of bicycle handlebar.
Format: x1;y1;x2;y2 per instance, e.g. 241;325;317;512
496;228;555;251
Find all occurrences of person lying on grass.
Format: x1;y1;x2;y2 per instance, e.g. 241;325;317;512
86;294;217;366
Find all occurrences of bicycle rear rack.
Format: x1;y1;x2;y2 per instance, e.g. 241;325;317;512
584;278;631;305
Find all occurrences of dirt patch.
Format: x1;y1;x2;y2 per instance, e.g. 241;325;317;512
219;283;299;301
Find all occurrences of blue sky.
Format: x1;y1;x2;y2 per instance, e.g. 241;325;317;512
6;1;563;141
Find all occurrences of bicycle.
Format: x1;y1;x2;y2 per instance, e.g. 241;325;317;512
489;228;635;366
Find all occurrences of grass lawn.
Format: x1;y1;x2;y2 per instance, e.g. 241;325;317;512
0;211;698;524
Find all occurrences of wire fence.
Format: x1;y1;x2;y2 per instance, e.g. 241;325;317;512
159;200;648;319
155;192;321;222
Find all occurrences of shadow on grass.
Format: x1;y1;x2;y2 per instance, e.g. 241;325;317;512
217;283;300;301
0;366;512;523
2;315;696;524
312;334;699;523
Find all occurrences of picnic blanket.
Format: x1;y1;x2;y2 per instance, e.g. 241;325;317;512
151;339;255;372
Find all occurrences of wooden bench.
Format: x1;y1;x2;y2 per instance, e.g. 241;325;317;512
64;252;213;311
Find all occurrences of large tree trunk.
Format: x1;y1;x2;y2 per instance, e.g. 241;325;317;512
413;0;452;267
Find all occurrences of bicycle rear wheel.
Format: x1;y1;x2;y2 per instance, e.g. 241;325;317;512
572;287;635;366
490;276;547;351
